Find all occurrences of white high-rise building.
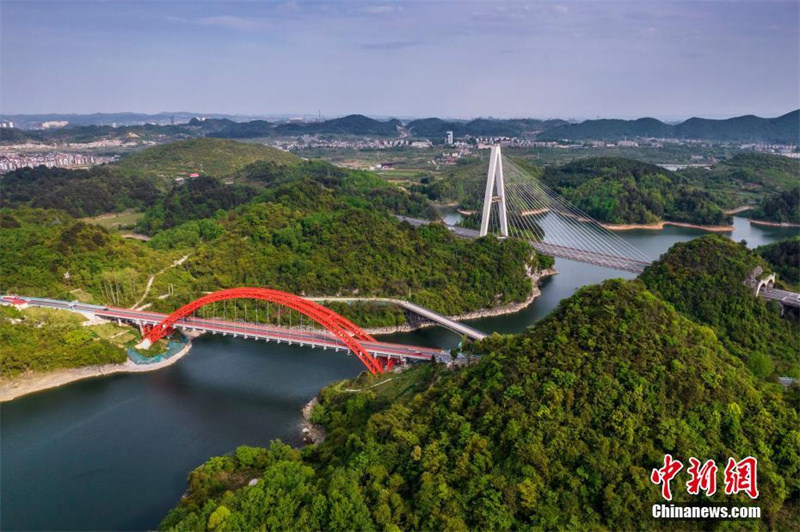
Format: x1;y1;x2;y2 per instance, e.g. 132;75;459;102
445;130;454;145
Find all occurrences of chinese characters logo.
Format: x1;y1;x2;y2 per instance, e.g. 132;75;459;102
651;455;758;500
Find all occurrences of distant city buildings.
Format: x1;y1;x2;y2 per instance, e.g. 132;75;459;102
41;120;69;129
445;130;454;146
0;152;114;173
0;120;14;129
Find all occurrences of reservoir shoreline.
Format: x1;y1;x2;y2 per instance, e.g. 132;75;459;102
602;220;734;232
0;339;193;402
0;269;556;402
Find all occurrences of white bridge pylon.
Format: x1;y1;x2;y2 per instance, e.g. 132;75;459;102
479;145;509;237
476;145;652;273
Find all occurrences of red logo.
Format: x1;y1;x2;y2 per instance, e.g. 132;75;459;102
686;458;718;496
652;455;758;500
723;457;759;499
651;454;684;501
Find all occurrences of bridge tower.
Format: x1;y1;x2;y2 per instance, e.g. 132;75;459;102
479;145;509;237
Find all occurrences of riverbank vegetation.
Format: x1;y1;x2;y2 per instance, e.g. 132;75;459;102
750;187;800;224
0;306;128;378
161;269;800;530
540;157;729;225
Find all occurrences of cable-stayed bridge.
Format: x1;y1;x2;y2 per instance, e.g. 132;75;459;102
406;145;653;273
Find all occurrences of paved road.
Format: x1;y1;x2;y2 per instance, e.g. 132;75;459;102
308;296;487;341
761;287;800;308
4;296;450;363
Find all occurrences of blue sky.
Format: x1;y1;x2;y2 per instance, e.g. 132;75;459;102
1;1;798;119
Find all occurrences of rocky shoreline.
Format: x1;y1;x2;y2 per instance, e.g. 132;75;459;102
362;267;558;335
301;397;326;444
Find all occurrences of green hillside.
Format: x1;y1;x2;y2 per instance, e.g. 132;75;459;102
540;157;728;225
0;165;161;217
641;235;800;377
142;176;539;321
117;138;300;178
757;237;800;289
0;208;176;306
750;187;800;224
161;276;800;530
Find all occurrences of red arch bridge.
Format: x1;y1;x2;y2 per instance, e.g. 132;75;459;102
7;289;454;374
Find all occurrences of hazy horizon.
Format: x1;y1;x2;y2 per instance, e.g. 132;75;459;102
1;109;798;125
2;1;798;119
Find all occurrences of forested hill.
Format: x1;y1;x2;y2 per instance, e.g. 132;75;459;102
538;109;800;143
0;139;301;217
641;235;800;377
116;138;300;178
539;157;728;225
0;176;540;325
405;117;568;138
0;166;161;217
161;275;800;530
750;187;800;224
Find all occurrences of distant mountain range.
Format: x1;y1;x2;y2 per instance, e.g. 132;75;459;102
537;110;799;144
2;110;797;144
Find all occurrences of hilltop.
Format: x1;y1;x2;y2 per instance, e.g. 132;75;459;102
116;138;300;178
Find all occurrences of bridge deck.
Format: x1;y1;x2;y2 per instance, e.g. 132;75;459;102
9;297;448;362
761;287;800;308
397;216;649;273
308;296;487;341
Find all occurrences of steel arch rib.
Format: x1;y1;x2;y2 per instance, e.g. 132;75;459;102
144;288;384;374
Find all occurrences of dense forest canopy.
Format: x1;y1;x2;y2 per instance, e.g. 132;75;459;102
539;157;729;225
0;208;177;305
161;273;800;530
750;187;800;224
0;165;160;217
757;237;800;289
640;235;800;377
142;178;541;319
0;176;543;325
